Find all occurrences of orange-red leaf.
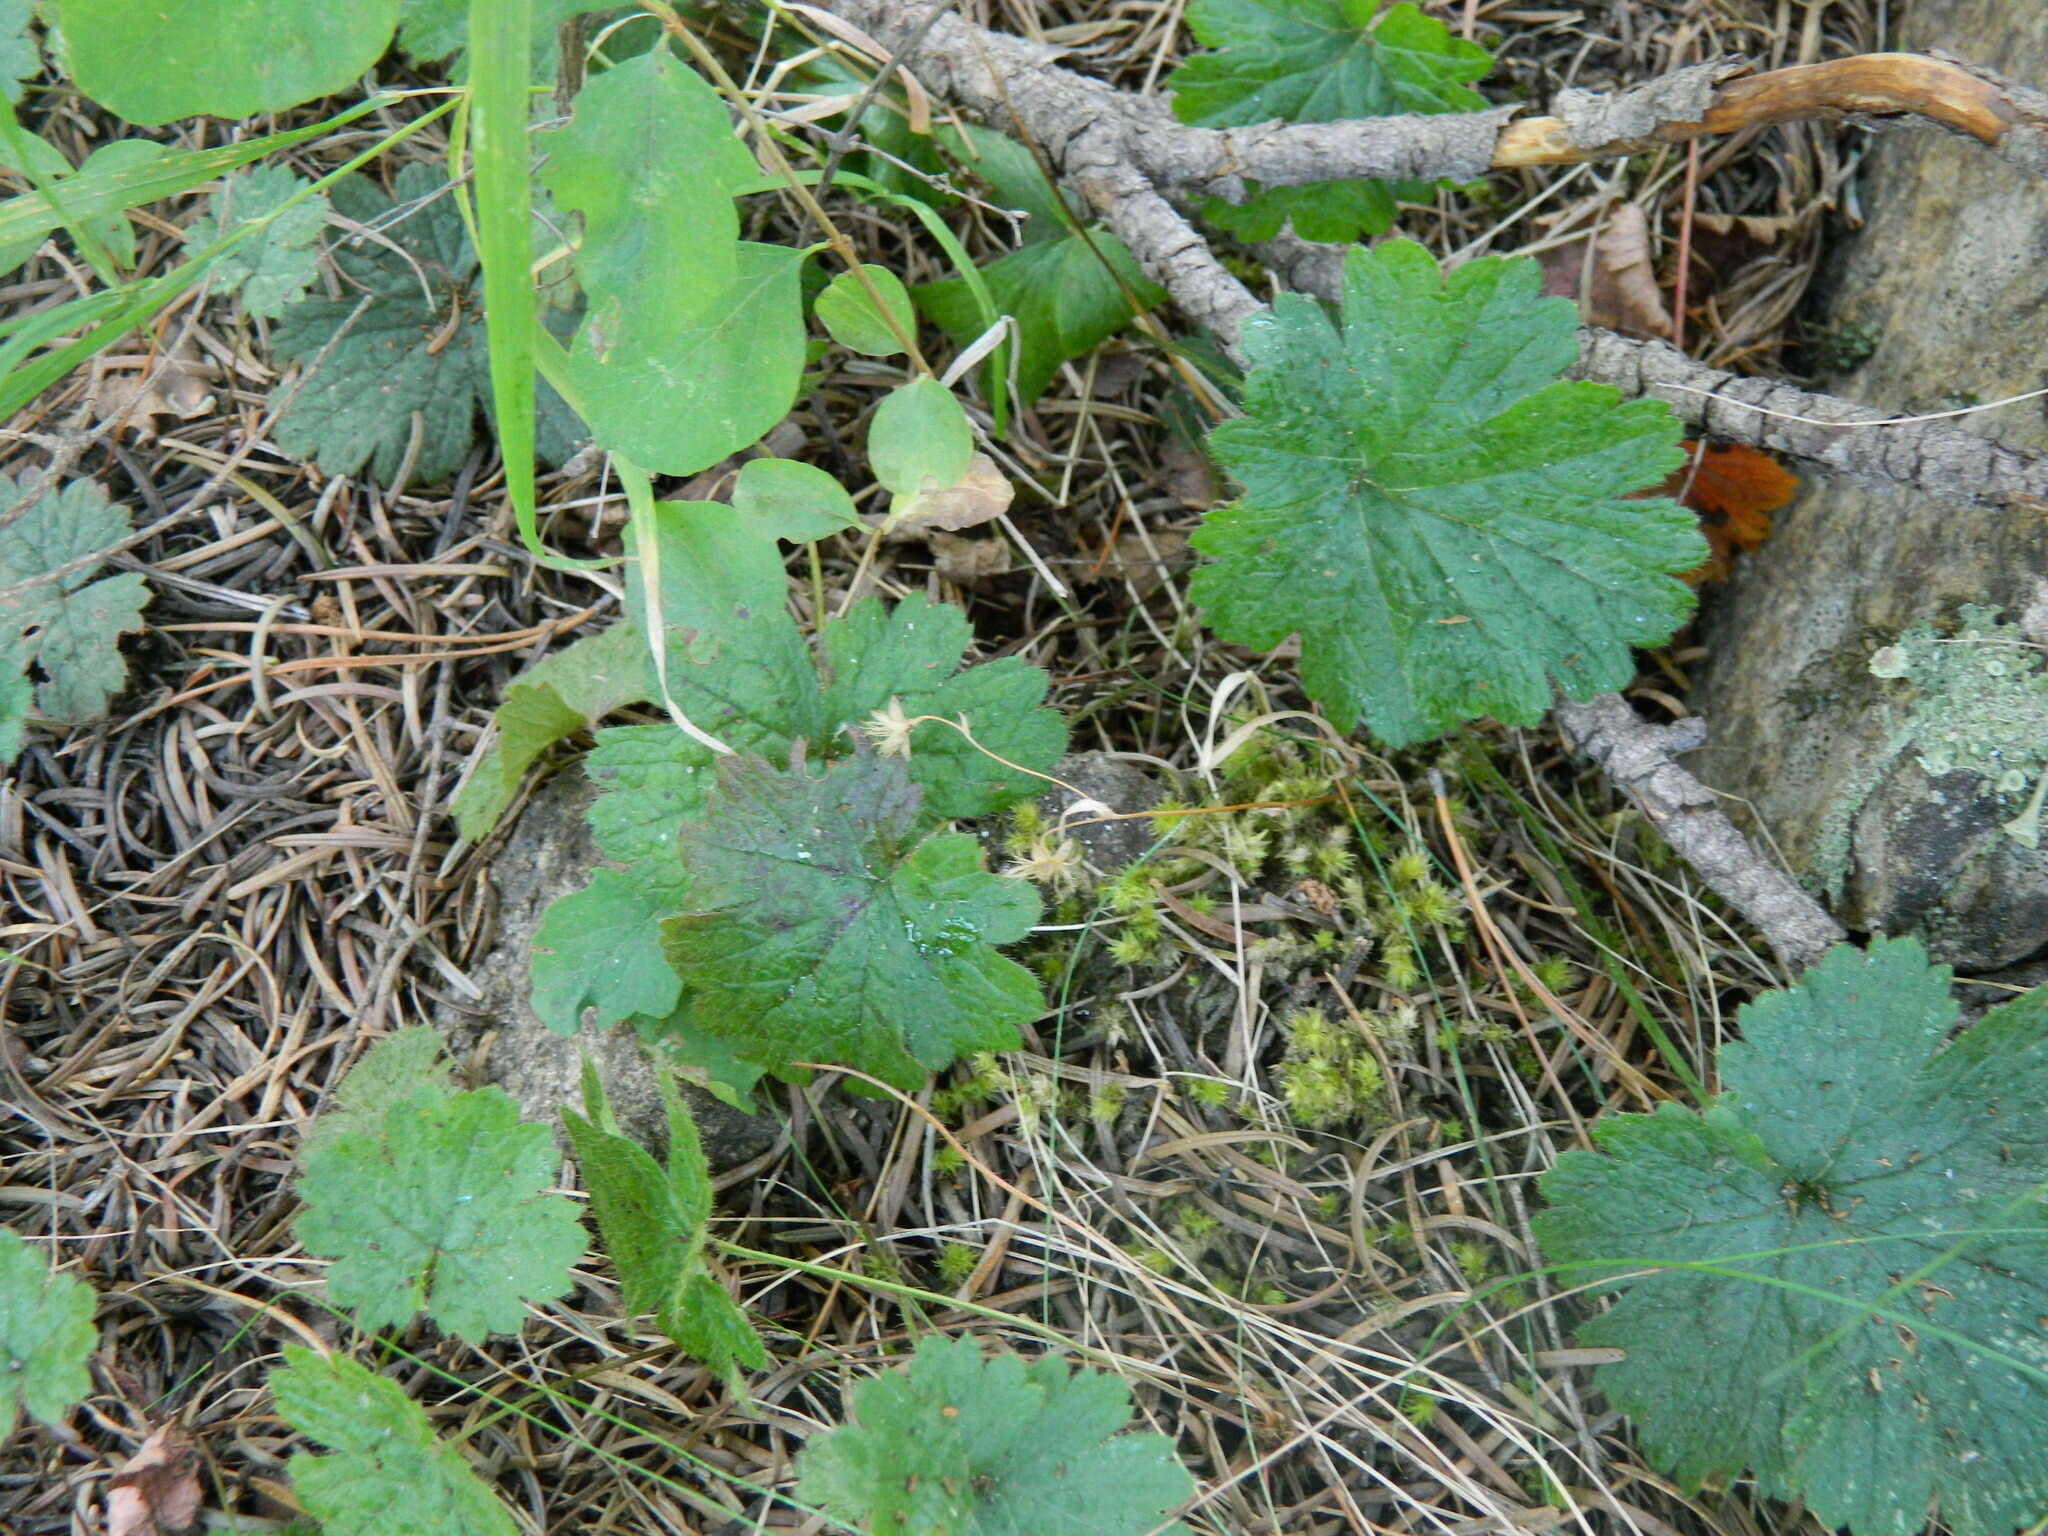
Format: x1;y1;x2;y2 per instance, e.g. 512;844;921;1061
1644;441;1798;583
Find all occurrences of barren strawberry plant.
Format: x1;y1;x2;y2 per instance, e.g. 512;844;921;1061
5;2;2048;1534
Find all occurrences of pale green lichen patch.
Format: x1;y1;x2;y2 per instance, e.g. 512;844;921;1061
1865;604;2048;846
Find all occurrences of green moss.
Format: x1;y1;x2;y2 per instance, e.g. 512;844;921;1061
1815;605;2048;890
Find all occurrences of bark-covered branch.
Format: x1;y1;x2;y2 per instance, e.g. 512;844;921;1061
1552;696;1847;970
1263;239;2048;514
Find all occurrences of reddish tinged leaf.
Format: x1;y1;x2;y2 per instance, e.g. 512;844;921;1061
1643;441;1798;582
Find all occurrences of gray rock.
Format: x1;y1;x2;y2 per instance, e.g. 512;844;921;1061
438;770;781;1171
1037;751;1168;872
1688;0;2048;969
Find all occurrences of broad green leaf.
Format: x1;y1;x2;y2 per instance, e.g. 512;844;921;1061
796;1334;1195;1536
317;1025;454;1127
623;498;791;654
917;229;1163;407
204;165;329;318
540;46;758;342
819;594;1066;821
0;669;29;762
271;1349;518;1536
816;263;915;357
1535;938;2048;1536
564;241;805;475
0;1226;95;1438
659;753;1041;1089
271;164;582;485
452;619;650;841
869;376;972;496
57;0;398;124
0;473;149;732
0;0;38;105
1168;0;1491;244
730;458;861;543
530;865;686;1034
560;1067;763;1380
1189;240;1700;746
295;1033;584;1340
586;723;721;865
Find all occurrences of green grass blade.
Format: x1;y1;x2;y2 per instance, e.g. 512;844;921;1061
0;96;388;274
0;98;456;421
465;0;541;564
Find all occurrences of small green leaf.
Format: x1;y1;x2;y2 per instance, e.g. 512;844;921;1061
816;263;916;357
0;473;150;730
1535;938;2048;1536
0;0;40;106
819;594;1066;821
916;228;1164;407
294;1033;584;1340
1168;0;1491;245
452;620;651;841
1189;240;1700;746
57;0;398;124
0;1226;96;1438
730;458;861;543
563;241;806;475
540;46;759;342
67;140;164;269
204;165;329;318
869;376;972;495
660;753;1042;1089
270;164;582;485
561;1071;763;1380
271;1348;518;1536
796;1334;1196;1536
530;865;686;1034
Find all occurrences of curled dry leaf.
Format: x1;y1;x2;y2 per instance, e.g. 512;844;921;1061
885;450;1014;534
1535;202;1672;339
105;1425;204;1536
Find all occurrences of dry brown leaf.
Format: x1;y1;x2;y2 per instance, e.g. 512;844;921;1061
888;451;1014;534
928;530;1011;586
88;336;217;441
105;1425;203;1536
1159;436;1217;509
1536;203;1672;339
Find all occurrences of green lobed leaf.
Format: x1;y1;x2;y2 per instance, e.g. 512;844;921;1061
0;473;150;729
796;1334;1196;1536
916;225;1164;407
1189;240;1700;746
868;376;972;496
560;1067;763;1380
819;594;1067;822
659;753;1042;1089
271;1348;518;1536
294;1033;585;1340
0;668;29;762
57;0;398;125
816;263;916;357
562;240;806;475
1534;938;2048;1536
530;864;686;1034
452;619;651;841
270;164;582;485
203;165;329;319
1168;0;1491;244
0;1226;96;1438
539;46;759;343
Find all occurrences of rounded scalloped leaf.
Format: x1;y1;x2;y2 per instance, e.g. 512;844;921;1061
1190;239;1700;745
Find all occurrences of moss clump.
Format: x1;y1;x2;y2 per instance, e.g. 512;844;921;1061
1274;1007;1388;1130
